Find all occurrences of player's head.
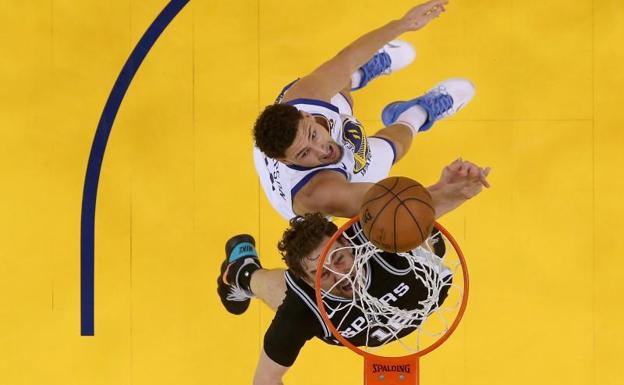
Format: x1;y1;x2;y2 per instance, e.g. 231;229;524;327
278;213;355;298
254;104;343;167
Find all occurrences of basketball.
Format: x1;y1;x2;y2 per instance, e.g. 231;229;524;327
359;176;435;252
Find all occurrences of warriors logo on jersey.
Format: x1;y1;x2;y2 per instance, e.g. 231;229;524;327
342;117;370;174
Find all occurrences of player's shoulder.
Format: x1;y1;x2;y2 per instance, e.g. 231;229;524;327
282;97;342;129
282;270;317;311
283;97;340;113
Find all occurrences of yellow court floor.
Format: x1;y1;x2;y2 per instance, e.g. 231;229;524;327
1;1;623;384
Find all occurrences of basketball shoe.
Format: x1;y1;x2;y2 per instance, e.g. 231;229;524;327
381;78;475;132
351;40;416;91
217;234;262;315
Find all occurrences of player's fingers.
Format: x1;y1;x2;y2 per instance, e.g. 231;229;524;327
460;159;478;168
436;3;447;12
467;165;480;178
431;7;443;17
425;4;444;16
423;0;449;8
460;160;489;182
457;162;469;176
420;0;448;17
445;158;462;172
480;167;491;188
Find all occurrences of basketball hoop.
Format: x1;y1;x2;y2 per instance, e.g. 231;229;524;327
314;216;469;384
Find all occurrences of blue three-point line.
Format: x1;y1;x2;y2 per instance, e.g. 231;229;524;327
80;0;190;336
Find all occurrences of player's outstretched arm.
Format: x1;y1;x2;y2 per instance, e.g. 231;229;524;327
292;157;488;219
428;158;491;218
283;0;449;103
253;349;289;385
292;171;374;218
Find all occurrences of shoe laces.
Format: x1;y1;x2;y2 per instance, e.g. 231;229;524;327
361;51;392;79
421;86;454;119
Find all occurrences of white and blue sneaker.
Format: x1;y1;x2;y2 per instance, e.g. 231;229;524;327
351;40;416;91
381;78;476;132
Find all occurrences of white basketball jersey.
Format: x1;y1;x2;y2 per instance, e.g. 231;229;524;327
254;97;396;219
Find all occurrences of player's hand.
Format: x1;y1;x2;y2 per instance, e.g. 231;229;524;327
398;0;449;32
437;158;491;199
427;158;490;217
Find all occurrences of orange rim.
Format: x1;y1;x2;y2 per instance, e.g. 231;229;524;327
314;216;470;359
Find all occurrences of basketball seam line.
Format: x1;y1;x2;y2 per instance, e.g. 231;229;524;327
364;177;400;242
364;179;431;251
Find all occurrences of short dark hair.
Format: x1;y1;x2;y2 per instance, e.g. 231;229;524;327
253;104;302;158
278;213;338;279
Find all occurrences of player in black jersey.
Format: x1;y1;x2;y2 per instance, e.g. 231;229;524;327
218;213;452;385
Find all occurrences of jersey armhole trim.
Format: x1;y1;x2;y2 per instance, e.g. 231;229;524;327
275;78;300;104
284;98;340;114
290;168;348;208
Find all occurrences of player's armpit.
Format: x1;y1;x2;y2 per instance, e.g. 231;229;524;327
253;349;289;385
292;170;374;218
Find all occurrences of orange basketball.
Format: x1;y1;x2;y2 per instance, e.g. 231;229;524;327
359;176;435;253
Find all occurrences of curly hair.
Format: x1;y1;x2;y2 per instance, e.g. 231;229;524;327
253;104;303;158
278;213;338;280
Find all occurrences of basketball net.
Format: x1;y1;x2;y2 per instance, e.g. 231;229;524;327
315;217;469;385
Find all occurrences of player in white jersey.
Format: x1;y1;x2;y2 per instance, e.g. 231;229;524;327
253;0;488;220
254;77;404;219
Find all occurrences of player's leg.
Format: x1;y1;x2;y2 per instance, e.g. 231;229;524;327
351;40;416;91
373;78;476;162
217;234;287;314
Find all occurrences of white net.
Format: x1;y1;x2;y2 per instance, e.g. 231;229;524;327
318;223;465;355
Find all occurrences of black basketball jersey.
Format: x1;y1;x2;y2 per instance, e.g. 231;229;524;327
263;223;452;367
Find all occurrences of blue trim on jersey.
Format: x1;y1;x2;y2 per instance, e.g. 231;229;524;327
275;78;300;104
228;242;258;262
286;161;343;171
370;136;397;164
290;168;348;204
284;98;340;114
